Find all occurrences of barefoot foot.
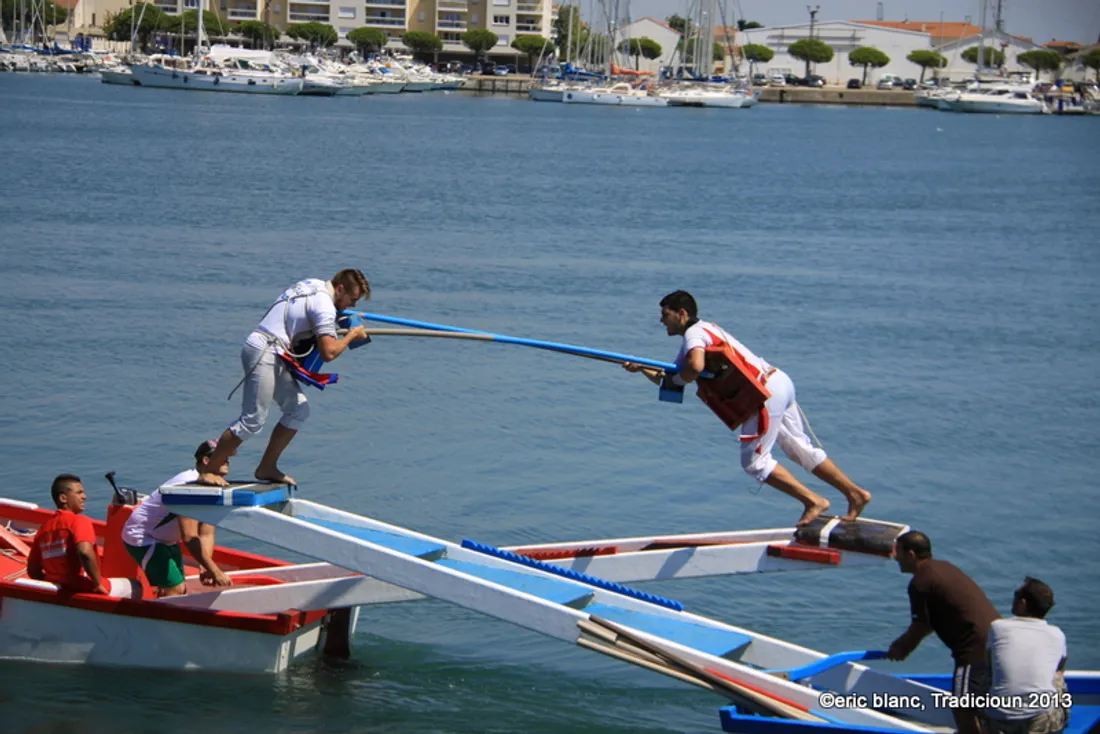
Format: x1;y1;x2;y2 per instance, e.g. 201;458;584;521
254;468;296;486
842;489;872;522
797;499;830;527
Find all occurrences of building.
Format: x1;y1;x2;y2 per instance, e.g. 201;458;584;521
934;29;1050;81
734;20;933;85
58;0;553;56
614;16;678;73
854;20;981;48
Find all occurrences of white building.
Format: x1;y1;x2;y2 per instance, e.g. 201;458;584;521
615;16;679;73
735;20;933;85
934;30;1052;82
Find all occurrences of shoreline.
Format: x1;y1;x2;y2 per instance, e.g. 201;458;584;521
458;76;920;106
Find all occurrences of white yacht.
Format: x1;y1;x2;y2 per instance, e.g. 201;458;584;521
943;84;1048;114
657;83;758;109
562;82;668;107
130;56;303;95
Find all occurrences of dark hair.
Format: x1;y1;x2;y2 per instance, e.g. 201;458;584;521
332;268;371;301
50;473;82;508
660;290;698;319
1016;577;1055;618
194;439;217;462
896;530;932;559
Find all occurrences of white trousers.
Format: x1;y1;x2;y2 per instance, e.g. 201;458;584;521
739;369;827;483
228;331;310;440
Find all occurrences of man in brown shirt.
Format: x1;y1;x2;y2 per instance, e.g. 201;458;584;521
887;530;1001;734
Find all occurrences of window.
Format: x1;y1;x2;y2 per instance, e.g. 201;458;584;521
417;10;424;20
471;12;477;22
91;11;96;24
338;5;354;17
339;25;354;32
491;0;508;5
491;14;508;24
496;34;508;44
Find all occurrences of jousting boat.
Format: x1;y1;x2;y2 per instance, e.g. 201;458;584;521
3;481;1097;734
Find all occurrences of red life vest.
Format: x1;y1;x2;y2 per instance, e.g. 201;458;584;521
695;328;772;437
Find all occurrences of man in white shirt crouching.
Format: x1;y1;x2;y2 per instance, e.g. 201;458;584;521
986;577;1069;734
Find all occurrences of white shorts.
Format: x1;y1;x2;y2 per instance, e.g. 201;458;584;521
739;369;828;483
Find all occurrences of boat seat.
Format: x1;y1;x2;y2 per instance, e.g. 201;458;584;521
582;603;753;657
295;517;446;559
435;559;594;607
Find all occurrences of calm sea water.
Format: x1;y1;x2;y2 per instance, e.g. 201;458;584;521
1;74;1098;733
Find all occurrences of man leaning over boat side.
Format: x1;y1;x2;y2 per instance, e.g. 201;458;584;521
197;269;371;488
622;290;872;527
121;441;235;597
27;474;110;595
985;577;1069;734
886;530;1001;734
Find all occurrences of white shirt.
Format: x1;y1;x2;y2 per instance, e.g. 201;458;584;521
987;616;1067;719
255;278;339;350
676;320;772;375
120;469;197;547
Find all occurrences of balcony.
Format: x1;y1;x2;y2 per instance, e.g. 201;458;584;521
437;0;467;9
515;23;540;32
437;19;466;29
363;15;405;25
288;11;331;21
516;2;539;11
153;0;179;12
364;0;404;5
227;7;259;18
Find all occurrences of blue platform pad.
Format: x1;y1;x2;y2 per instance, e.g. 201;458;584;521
583;603;753;657
436;559;594;607
297;517;446;558
159;483;290;507
1064;705;1100;734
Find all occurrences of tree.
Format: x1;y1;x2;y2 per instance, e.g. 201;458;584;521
347;27;388;55
402;30;442;60
553;4;587;62
286;22;337;48
848;45;890;85
666;14;692;36
961;45;1005;68
741;42;773;78
512;34;554;68
1083;48;1100;81
461;28;498;59
103;3;166;49
1016;49;1063;81
1;0;68;33
736;20;762;31
175;9;230;40
906;49;946;83
788;38;834;76
235;20;280;48
618;36;661;70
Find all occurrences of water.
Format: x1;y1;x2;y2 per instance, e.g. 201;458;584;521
1;74;1098;732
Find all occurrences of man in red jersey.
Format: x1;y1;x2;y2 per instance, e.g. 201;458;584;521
27;474;110;595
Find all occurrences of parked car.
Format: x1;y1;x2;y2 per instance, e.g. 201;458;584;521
847;78;862;89
752;73;766;86
803;74;825;87
768;73;786;87
493;65;510;76
902;78;918;90
876;79;895;90
784;73;801;86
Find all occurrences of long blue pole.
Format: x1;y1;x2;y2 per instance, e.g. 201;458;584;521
344;311;681;373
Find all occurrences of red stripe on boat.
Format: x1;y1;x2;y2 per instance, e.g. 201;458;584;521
703;667;812;712
766;544;841;565
514;546;618;560
0;581;327;635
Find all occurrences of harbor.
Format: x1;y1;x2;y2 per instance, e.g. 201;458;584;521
2;0;1099;726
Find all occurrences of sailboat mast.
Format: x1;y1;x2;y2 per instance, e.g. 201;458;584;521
977;0;987;69
197;0;205;56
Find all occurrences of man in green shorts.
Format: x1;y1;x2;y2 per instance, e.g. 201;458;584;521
121;440;235;597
